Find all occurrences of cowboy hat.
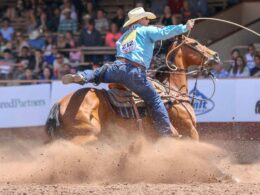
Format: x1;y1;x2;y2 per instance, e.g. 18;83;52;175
123;7;156;28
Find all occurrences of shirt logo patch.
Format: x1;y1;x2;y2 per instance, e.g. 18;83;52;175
120;30;137;54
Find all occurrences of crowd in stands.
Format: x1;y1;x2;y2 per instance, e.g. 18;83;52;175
0;0;258;85
211;44;260;79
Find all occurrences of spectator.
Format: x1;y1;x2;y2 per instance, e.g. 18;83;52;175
105;23;122;47
38;11;48;32
0;34;7;51
16;0;26;17
250;55;260;77
27;30;46;50
95;9;109;34
65;31;75;47
13;31;29;55
71;0;85;24
188;0;208;17
57;33;70;49
196;0;209;16
53;53;70;78
43;35;55;56
112;6;126;30
33;49;47;75
0;49;16;80
58;8;78;33
25;9;38;33
18;46;35;70
12;61;27;80
69;42;82;65
181;0;193;22
229;48;240;67
168;0;184;14
150;0;167;15
60;0;77;22
18;68;38;84
229;55;250;78
244;44;256;70
79;19;102;47
0;18;15;41
160;5;173;26
44;45;59;65
104;23;122;62
39;65;56;80
5;5;16;21
211;63;229;78
60;63;73;78
82;14;91;29
48;7;61;32
84;1;96;19
79;19;102;63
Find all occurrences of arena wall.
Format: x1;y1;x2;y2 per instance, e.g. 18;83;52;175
0;79;259;140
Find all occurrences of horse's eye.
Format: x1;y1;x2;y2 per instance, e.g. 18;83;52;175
191;42;198;46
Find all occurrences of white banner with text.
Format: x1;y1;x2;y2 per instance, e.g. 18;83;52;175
0;84;51;128
0;79;259;128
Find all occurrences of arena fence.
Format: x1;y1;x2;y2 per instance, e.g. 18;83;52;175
0;78;259;128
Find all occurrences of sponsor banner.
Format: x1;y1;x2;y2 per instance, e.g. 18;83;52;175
0;79;259;128
0;84;51;128
234;79;260;122
188;79;260;122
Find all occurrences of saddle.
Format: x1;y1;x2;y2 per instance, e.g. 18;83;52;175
103;78;172;119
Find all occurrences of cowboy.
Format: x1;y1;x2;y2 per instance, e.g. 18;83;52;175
62;7;194;136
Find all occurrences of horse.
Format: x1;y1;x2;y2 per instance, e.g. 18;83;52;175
45;36;220;144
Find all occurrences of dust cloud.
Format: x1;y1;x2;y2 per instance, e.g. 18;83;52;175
0;131;232;184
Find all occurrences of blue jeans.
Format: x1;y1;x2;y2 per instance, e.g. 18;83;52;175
79;60;172;135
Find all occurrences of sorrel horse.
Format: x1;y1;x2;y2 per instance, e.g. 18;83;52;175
45;36;220;144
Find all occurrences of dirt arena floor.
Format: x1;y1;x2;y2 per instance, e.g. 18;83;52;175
0;124;259;195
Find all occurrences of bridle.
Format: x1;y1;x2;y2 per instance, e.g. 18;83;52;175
148;36;217;104
150;17;260;105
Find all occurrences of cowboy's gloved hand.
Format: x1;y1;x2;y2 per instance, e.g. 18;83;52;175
186;19;195;31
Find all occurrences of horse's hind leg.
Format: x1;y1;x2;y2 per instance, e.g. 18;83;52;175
60;90;102;145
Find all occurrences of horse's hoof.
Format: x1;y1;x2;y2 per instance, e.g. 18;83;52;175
215;173;240;183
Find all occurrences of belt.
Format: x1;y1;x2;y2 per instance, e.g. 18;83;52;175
117;58;145;70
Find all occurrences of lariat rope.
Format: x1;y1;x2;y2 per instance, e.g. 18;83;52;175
165;17;260;71
150;17;259;102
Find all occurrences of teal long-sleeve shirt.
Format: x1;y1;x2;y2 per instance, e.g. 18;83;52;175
116;24;188;69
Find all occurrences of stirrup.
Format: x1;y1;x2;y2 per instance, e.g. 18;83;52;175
62;74;85;85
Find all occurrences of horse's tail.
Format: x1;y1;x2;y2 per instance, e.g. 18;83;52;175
45;103;61;139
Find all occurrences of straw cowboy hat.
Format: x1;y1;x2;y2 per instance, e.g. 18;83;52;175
123;7;156;28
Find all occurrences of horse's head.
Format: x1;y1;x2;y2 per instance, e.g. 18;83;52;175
154;36;220;91
167;35;220;70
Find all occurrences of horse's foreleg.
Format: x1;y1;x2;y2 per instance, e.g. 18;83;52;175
169;102;199;140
